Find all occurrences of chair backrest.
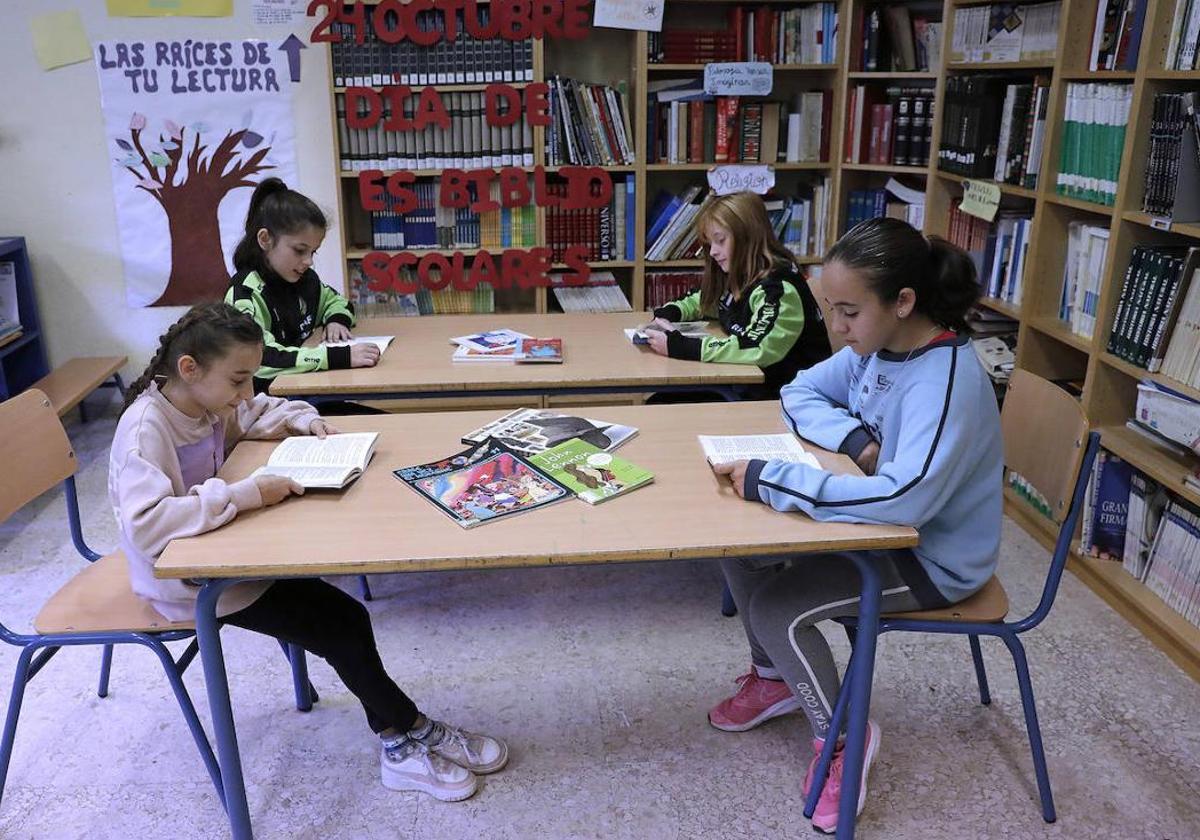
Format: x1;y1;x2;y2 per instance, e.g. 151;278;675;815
0;389;77;523
999;370;1099;631
805;272;846;353
1000;370;1088;525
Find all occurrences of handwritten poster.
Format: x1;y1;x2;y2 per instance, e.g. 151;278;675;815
708;165;774;196
95;39;298;306
704;62;773;96
593;0;664;32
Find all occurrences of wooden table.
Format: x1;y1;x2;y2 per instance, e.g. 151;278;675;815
268;313;763;404
156;402;916;839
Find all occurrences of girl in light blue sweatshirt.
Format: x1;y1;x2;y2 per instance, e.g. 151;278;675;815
708;218;1002;834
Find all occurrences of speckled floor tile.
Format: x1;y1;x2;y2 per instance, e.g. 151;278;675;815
0;407;1197;839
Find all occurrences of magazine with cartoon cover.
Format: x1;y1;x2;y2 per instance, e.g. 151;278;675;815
529;439;654;505
393;438;571;529
449;328;530;353
459;408;639;455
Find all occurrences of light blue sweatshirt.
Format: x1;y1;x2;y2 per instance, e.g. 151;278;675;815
743;335;1003;603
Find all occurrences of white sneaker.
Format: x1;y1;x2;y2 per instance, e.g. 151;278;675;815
380;738;478;802
425;720;509;775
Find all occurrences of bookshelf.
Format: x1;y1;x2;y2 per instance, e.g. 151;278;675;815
317;1;1200;677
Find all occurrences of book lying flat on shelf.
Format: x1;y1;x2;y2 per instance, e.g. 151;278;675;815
515;338;563;363
698;433;820;469
322;335;394;353
461;408;638;456
251;432;380;490
450;329;530;353
624;321;711;345
393;438;571;529
529;439;654;505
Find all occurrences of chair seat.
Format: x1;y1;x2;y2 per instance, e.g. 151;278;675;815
30;356;126;417
34;552;195;635
883;575;1009;623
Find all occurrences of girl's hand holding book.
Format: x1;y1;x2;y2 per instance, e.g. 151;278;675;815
646;328;670;355
254;473;305;506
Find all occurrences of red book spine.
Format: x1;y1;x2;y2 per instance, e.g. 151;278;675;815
688;101;705;163
879;103;894;164
868;104;884;164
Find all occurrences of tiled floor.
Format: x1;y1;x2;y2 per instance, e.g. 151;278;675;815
0;407;1197;839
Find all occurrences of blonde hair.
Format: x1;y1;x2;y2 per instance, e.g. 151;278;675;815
692;191;802;315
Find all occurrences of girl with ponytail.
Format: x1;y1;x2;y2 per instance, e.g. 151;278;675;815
110;303;507;801
225;177;379;396
705;218;1003;833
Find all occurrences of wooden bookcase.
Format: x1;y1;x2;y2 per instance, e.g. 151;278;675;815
321;1;1200;680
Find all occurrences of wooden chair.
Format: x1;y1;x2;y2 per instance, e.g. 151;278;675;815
805;370;1100;837
0;390;316;812
29;355;127;422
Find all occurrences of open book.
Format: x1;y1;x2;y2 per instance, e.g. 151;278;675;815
698;433;821;469
624;320;711;345
252;432;380;489
322;335;394;354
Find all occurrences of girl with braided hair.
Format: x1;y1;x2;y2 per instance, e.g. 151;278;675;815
109;303;508;802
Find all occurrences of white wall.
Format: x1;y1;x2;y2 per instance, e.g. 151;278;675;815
0;2;340;379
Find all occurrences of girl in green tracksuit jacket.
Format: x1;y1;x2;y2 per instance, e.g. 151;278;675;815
225;178;380;394
646;191;832;399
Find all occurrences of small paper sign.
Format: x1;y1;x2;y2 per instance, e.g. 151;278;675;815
703;62;773;96
1150;216;1173;231
960;180;1001;222
708;165;774;196
593;0;664;32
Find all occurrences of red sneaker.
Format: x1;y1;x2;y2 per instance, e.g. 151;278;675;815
811;720;881;834
707;666;802;732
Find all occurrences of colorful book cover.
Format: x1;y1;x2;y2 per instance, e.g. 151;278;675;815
515;337;563;363
529;439;654;505
452;344;518;362
1087;451;1133;560
393;439;570;529
460;408;638;455
450;328;529;353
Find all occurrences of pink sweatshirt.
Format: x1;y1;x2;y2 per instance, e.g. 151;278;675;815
107;383;320;622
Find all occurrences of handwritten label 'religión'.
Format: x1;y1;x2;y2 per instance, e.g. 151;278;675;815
703;62;773;96
707;165;774;196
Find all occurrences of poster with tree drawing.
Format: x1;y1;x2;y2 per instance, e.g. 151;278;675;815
95;39;299;307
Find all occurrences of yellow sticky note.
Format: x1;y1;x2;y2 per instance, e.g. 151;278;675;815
960;180;1001;223
105;0;232;16
31;11;92;71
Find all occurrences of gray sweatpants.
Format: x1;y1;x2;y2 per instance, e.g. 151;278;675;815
720;549;948;738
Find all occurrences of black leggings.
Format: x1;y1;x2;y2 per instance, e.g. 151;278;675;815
223;578;419;733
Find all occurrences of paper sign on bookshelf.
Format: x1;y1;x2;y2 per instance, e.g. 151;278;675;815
593;0;664;32
960;180;1001;222
703;62;773;96
708;165;774;196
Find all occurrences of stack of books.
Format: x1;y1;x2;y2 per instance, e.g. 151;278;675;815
1165;0;1200;71
368;181;536;251
948;3;1061;63
844;84;933;166
550;271;632;313
852;5;942;72
0;261;21;348
450;330;562;364
1111;246;1200;379
1055;83;1133;207
1141;91;1200;219
545;75;635;167
348;262;495;317
545;177;635;263
645;186;710;262
940;75;1049;187
1059;221;1110;338
645;270;701;310
655;3;837;64
846;179;925;232
1087;0;1149;71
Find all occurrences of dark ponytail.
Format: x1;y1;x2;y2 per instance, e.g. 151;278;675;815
231;177;327;273
825;217;980;332
124;303;263;410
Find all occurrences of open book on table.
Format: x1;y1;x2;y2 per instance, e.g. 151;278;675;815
322;335;394;354
624;320;711;345
252;432;380;489
698;433;821;469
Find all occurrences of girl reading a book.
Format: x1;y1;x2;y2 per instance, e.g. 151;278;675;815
225;178;380;397
111;303;507;803
707;218;1003;833
644;190;832;399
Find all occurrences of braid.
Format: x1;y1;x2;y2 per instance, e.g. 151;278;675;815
122;303;263;411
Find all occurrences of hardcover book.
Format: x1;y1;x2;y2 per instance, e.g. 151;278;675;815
393;438;571;529
461;408;638;455
529;439;654;505
515;337;563;363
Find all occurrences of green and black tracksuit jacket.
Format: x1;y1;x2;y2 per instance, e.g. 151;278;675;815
225;267;356;393
653;265;831;399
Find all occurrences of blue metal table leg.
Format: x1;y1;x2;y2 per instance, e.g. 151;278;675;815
835;556;882;840
197;580;254;840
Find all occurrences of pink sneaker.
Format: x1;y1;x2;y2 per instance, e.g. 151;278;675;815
802;737;824;799
811;721;881;834
708;666;802;732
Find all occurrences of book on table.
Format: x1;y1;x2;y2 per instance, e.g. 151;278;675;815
322;335;394;354
252;432;380;489
529;439;654;505
450;329;530;353
698;433;821;468
624;320;710;345
515;337;563;363
393;438;572;529
461;407;638;455
452;344;521;363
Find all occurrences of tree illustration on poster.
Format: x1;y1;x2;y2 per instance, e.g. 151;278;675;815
95;39;299;307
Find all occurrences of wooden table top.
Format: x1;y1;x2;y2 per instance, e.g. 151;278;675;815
156;401;916;580
268;313;763;397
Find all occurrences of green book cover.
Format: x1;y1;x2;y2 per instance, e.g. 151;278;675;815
529;439;653;505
